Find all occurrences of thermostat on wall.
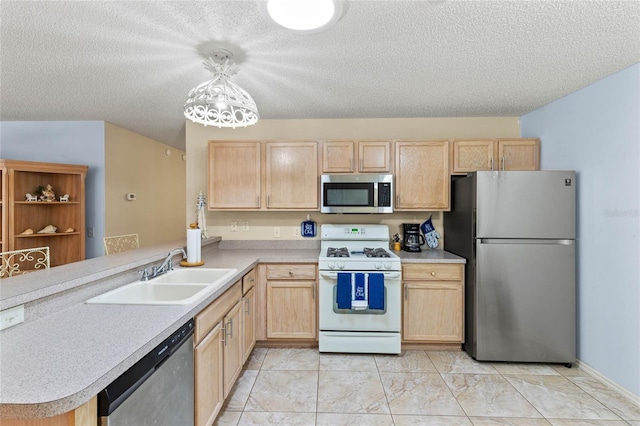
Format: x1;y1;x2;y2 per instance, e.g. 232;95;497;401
126;193;136;201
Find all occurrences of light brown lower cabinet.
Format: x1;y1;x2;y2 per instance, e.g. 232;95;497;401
1;397;97;426
242;268;257;363
402;264;465;343
242;286;256;363
194;281;242;426
222;301;243;398
265;264;317;340
195;322;224;426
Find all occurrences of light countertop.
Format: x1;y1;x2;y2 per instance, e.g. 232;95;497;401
0;239;464;419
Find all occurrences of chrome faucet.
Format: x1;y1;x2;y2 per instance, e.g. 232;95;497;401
147;248;187;279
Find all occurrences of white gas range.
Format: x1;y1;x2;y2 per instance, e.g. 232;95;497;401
318;224;401;354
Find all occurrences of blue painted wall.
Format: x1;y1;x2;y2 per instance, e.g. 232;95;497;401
521;63;640;396
0;121;106;259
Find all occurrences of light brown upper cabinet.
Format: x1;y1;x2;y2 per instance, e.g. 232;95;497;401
498;139;540;171
265;141;318;210
451;139;540;174
208;142;261;209
321;140;392;173
395;140;450;211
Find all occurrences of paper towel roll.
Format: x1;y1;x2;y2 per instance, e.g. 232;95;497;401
196;229;202;262
187;228;201;263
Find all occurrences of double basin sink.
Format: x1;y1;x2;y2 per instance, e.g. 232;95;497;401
86;268;238;305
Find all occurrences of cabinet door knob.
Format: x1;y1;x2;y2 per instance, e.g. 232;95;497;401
431;271;436;276
288;270;293;276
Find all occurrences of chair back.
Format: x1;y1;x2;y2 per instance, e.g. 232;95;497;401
0;246;51;278
104;233;139;255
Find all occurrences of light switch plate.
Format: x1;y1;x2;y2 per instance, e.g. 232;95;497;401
0;305;25;331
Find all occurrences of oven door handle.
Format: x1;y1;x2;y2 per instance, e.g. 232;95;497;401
319;271;401;280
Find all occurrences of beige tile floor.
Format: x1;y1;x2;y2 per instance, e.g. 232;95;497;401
214;348;640;426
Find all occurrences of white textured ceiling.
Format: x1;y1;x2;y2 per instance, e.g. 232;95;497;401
1;1;639;150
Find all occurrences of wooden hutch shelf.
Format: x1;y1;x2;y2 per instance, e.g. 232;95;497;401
0;159;88;270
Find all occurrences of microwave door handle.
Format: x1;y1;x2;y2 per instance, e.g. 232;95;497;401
373;181;378;207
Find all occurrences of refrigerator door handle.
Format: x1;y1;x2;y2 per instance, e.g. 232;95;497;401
479;238;574;245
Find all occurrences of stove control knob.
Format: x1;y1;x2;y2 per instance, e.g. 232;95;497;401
328;261;336;270
384;262;392;269
337;261;346;270
374;262;382;270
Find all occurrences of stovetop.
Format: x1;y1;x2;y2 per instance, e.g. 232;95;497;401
319;224;401;271
325;247;394;258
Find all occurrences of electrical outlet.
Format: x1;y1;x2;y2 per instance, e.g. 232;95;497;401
274;227;280;238
293;227;300;237
242;221;249;231
231;221;238;232
87;227;95;238
0;305;24;331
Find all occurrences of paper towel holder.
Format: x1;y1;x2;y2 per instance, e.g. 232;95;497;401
182;223;205;267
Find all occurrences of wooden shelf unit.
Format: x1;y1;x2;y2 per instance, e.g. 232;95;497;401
0;164;5;252
0;159;88;268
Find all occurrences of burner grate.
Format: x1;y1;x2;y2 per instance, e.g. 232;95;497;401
363;247;391;258
327;247;350;258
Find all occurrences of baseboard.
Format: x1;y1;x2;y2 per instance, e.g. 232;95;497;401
401;343;462;351
576;359;640;406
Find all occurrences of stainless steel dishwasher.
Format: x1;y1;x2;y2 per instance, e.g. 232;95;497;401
98;319;194;426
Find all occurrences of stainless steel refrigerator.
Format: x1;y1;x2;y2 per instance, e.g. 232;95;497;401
444;171;576;363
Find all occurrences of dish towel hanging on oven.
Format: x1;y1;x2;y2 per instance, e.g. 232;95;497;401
368;273;385;310
351;273;368;310
336;273;384;310
336;272;352;309
336;272;370;310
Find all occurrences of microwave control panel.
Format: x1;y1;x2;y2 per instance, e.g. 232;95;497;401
378;182;392;207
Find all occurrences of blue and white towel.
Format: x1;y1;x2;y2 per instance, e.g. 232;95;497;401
351;273;368;310
368;273;385;310
336;272;352;309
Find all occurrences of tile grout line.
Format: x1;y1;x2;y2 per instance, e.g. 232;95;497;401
426;350;475;423
374;351;396;425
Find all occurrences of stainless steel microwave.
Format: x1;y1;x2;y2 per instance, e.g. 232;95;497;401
320;174;393;213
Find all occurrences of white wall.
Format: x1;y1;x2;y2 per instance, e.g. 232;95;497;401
104;123;186;247
521;63;640;396
0;121;106;258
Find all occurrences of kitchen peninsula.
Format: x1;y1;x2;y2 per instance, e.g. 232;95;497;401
0;237;464;423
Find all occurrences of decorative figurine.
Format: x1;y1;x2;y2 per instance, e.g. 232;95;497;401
41;184;56;202
37;225;57;234
64;227;75;233
20;228;34;235
59;194;70;202
25;193;38;202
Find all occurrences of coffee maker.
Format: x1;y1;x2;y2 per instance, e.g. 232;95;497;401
402;223;426;252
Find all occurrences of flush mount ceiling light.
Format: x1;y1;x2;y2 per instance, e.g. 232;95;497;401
184;49;259;128
265;0;343;33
